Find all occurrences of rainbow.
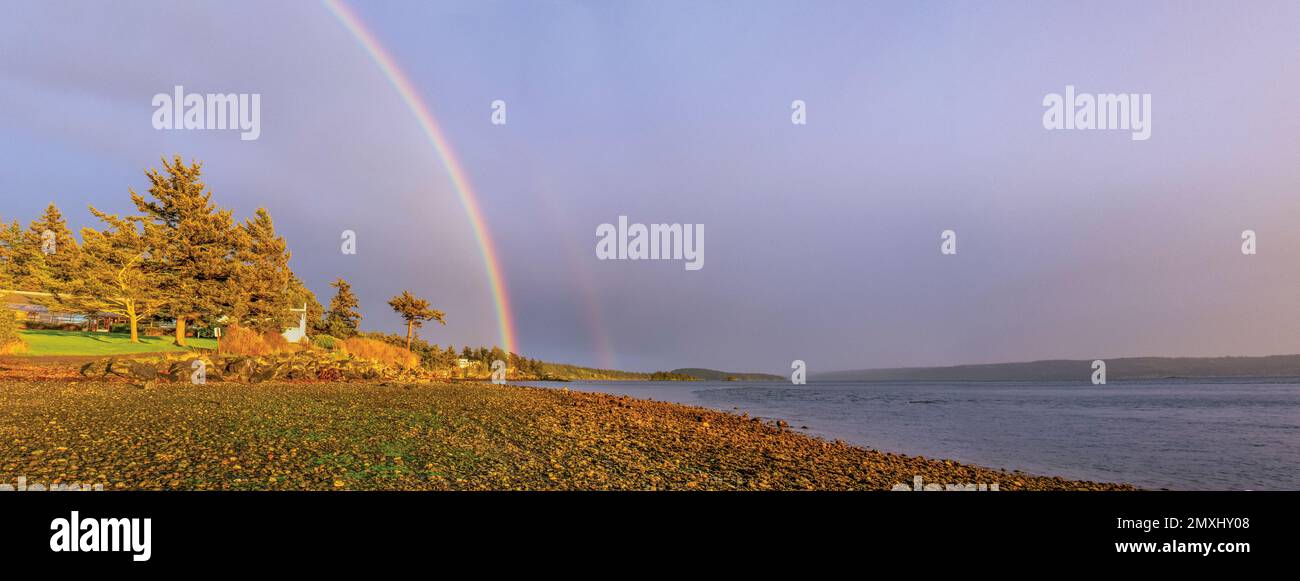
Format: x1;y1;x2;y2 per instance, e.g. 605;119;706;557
323;0;517;356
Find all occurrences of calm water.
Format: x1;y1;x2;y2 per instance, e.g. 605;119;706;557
517;378;1300;490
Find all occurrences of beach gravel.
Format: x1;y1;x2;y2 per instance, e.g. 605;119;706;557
0;361;1134;491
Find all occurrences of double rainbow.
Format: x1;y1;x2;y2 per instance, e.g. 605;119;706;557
323;0;517;356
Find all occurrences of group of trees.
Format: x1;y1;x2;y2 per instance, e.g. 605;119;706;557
0;155;662;381
313;279;446;353
349;331;548;378
1;156;337;347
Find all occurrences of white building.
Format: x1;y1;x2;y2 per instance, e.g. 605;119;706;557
281;304;308;343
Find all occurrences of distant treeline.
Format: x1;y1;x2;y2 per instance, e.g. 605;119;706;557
670;368;783;381
813;355;1300;382
354;332;696;381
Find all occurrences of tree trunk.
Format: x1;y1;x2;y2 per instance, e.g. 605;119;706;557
127;302;139;343
405;321;414;351
175;317;187;346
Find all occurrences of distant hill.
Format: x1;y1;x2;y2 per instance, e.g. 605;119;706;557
813;355;1300;382
523;362;697;381
671;368;784;381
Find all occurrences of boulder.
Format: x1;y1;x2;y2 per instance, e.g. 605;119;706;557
125;360;159;382
80;358;114;378
223;357;255;381
248;362;280;384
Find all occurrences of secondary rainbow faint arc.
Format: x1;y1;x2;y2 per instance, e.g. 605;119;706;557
323;0;518;356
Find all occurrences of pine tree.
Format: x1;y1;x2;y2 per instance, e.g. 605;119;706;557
235;208;294;333
0;219;22;288
5;215;45;291
387;290;446;351
8;204;83;298
55;208;161;342
0;220;23;353
31;203;82;290
131;156;247;345
323;277;362;338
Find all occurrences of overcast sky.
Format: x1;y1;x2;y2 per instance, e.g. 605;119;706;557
3;0;1300;373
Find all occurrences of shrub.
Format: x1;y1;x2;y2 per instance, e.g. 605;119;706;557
20;321;82;331
0;310;25;355
342;337;419;368
218;325;295;356
219;325;267;355
261;330;292;353
311;334;340;351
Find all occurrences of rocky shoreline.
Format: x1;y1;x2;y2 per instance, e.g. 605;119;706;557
0;358;1134;490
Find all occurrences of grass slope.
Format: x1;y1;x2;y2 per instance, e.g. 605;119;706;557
17;330;216;356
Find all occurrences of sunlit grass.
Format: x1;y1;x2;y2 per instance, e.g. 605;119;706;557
17;329;217;356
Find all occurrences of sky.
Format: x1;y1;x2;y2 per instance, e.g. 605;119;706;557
3;0;1300;374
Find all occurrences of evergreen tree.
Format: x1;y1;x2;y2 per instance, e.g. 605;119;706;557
130;156;246;345
323;277;362;338
9;204;83;297
0;299;19;352
235;208;294;333
387;290;445;351
0;219;22;288
0;222;23;352
30;203;82;291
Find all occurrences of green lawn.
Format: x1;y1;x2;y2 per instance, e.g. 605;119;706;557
16;330;217;356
